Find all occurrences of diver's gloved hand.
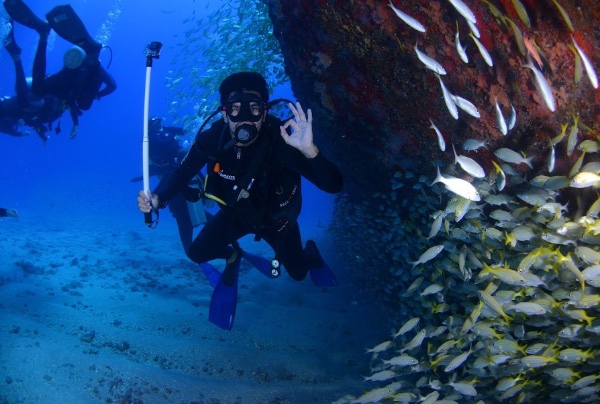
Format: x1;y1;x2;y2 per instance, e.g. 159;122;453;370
70;125;78;139
137;190;160;213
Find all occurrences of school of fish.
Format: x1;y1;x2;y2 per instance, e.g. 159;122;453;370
337;0;599;403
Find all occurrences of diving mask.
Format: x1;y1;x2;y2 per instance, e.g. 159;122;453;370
225;92;265;123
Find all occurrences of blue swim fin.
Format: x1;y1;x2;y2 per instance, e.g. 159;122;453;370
305;240;338;287
208;259;240;330
200;262;220;289
243;251;279;279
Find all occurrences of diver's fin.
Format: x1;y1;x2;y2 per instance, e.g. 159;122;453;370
305;240;338;287
243;251;279;279
208;259;240;330
45;4;101;58
3;0;50;35
200;263;220;289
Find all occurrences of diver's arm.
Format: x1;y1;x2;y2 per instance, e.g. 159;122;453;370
96;65;117;99
152;139;208;207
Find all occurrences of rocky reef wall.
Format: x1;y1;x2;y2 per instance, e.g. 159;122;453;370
265;0;599;197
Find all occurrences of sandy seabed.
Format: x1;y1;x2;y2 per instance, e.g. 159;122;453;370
0;214;387;404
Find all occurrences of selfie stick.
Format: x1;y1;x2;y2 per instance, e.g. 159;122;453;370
142;41;163;227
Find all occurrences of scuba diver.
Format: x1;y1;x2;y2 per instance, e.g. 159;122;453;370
0;207;18;218
137;72;343;329
0;24;66;141
3;0;117;139
131;117;208;255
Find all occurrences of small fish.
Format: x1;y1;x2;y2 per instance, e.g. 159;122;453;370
470;32;493;67
393;317;420;337
492;161;506;191
448;0;477;24
399;329;427;352
519;355;558;369
550;123;569;146
550;0;574;31
571;35;598;89
436;74;459;119
351;382;403;403
508;302;547;315
363;370;397;382
494;148;534;169
547;144;556;173
444;346;474;372
507;104;517;130
523;59;556;112
383;354;419;367
432;166;481;201
409;245;444;267
570;172;600;188
415;44;446;75
462;138;487;152
494;97;507;135
455;22;469;63
420;283;444;296
366;340;395;353
429;119;446;151
403;278;424;297
453;144;485;178
567;115;579;157
388;1;426;33
478;290;512;324
466;19;480;39
510;0;531;29
568;44;584;84
502;16;526;56
451;94;481;118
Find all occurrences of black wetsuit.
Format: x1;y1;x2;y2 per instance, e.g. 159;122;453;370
154;115;343;280
0;41;64;140
148;126;195;255
0;208;10;217
31;34;116;122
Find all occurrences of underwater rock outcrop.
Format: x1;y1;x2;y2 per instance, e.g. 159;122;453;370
265;0;599;196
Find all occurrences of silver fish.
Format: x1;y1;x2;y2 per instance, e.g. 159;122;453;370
452;144;485;178
494;148;534;169
436;74;459;119
388;1;426;33
455;23;469;63
429;119;446;151
494;96;507;135
448;0;477;24
451;94;481;118
470;32;493;67
462;138;487;152
572;35;598;89
507;104;517;130
523;59;556;112
433;166;481;201
415;44;446;75
409;244;445;267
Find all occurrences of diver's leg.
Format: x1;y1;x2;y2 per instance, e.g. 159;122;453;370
3;25;27;108
31;26;50;97
168;193;194;255
187;210;240;264
261;223;309;281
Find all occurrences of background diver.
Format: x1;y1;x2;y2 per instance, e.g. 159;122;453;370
3;0;117;139
137;72;343;329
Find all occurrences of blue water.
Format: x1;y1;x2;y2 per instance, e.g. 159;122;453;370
0;0;333;231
